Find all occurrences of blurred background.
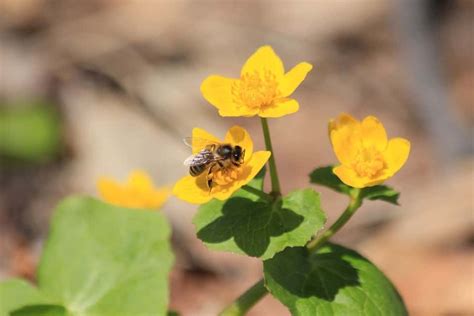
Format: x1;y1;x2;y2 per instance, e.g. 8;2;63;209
0;0;472;315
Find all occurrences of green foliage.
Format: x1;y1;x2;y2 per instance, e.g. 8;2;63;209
309;166;400;205
193;172;326;260
309;166;353;195
11;305;69;316
37;196;174;316
2;197;174;316
0;279;50;316
360;186;399;205
264;243;408;316
0;103;61;164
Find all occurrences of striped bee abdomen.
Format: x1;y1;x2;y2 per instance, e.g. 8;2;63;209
189;164;208;176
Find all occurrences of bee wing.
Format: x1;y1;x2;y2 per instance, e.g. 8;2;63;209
183;137;220;151
183;154;197;166
183;149;220;166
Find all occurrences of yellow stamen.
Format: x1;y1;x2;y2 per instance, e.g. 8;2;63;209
232;70;280;109
352;146;386;178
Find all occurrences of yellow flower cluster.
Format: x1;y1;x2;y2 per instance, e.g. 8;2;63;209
96;46;410;208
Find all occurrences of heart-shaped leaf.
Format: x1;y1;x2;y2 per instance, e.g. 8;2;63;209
194;170;326;260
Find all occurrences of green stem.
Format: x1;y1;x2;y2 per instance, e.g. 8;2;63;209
219;280;268;316
241;185;273;202
260;118;281;196
307;189;363;251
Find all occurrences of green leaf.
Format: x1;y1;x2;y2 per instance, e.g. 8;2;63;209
309;166;353;195
360;186;399;205
0;279;50;316
11;305;69;316
264;243;408;316
37;196;174;316
193;171;326;260
309;166;400;205
0;103;61;164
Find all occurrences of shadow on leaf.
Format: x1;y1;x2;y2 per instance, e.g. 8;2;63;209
197;197;304;257
264;246;360;301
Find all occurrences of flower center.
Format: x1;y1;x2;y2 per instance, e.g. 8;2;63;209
232;70;280;109
352;146;386;178
211;166;241;187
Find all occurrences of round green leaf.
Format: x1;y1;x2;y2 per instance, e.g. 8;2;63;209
193;188;326;260
264;244;407;315
37;196;174;316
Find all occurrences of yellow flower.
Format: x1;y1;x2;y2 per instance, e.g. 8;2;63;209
201;45;312;118
173;126;271;204
329;113;410;188
97;170;170;209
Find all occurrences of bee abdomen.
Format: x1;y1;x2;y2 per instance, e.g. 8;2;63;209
189;164;206;176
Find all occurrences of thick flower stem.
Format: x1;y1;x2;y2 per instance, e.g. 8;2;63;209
260;118;281;196
220;190;364;315
307;189;363;251
219;280;268;316
241;185;274;202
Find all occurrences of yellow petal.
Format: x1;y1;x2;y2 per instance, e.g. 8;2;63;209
224;125;253;160
213;151;271;201
219;107;258;117
200;75;241;116
148;187;172;209
383;138;410;176
259;98;299;118
241;46;284;79
333;165;368;188
97;177;124;205
98;171;170;210
127;170;154;190
361;116;388;151
172;174;213;204
329;113;362;165
191;127;221;154
279;62;313;97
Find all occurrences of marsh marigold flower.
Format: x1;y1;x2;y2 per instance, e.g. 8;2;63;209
173;126;271;204
201;45;312;118
97;170;170;209
329;113;410;188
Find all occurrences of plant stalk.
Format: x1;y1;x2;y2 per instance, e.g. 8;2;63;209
306;189;362;251
241;185;273;202
260;118;281;196
219;280;268;316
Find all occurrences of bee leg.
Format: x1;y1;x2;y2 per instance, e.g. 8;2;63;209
206;164;216;193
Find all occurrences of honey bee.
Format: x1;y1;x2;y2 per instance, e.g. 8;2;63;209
183;138;245;189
